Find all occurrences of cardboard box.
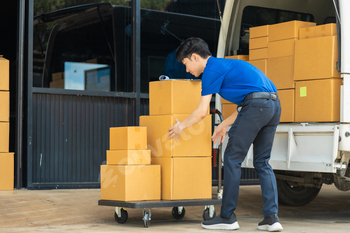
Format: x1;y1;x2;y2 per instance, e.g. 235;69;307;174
249;37;268;50
267;56;294;89
269;21;316;42
294;36;340;81
250;25;269;39
0;153;14;190
0;122;9;152
106;150;151;165
278;89;294;122
248;59;267;75
268;39;297;58
0;91;9;121
110;127;147;150
249;48;268;61
299;26;316;39
316;23;337;37
139;114;211;157
52;72;64;81
295;79;342;122
49;79;64;89
225;55;249;61
100;164;161;201
149;80;202;115
0;56;9;91
221;97;231;104
222;103;237;120
152;157;211;200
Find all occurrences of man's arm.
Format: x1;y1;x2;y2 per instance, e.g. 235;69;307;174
168;94;212;140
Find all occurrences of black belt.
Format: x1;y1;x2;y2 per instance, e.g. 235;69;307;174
244;92;277;101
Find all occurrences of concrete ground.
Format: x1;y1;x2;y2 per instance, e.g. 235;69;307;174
0;184;350;233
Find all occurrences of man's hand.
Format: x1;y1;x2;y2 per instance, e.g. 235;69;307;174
168;119;184;141
212;122;228;145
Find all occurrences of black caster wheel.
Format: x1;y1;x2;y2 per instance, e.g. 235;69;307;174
203;208;216;221
143;210;151;228
172;207;186;219
114;208;128;224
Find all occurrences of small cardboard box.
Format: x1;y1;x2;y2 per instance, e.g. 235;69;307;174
268;39;297;58
295;79;342;122
249;48;268;61
49;79;64;89
222;103;237;120
250;25;269;39
248;59;267;75
0;56;9;91
110;127;147;150
299;26;316;39
294;36;340;81
316;23;337;37
278;89;294;122
152;157;211;200
100;164;161;201
0;122;9;152
269;20;316;42
139;114;211;158
0;153;14;190
106;150;151;165
225;55;249;61
0;91;9;121
249;37;268;50
52;72;64;81
267;56;294;89
149;80;202;115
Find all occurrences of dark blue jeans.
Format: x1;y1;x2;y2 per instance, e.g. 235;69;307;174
220;97;281;218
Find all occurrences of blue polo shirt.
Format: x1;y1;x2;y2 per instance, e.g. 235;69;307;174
201;57;277;105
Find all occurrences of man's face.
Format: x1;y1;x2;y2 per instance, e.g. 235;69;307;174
182;55;202;77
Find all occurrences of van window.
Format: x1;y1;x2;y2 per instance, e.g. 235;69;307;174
239;6;314;55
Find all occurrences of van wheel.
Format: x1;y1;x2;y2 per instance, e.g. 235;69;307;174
277;178;321;206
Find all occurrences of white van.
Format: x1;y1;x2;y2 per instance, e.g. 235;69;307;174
218;0;350;206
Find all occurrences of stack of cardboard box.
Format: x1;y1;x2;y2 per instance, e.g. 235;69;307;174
140;80;212;200
100;126;161;201
294;23;341;122
0;56;14;191
248;25;269;75
50;72;64;89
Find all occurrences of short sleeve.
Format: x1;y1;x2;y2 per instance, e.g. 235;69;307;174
201;70;224;96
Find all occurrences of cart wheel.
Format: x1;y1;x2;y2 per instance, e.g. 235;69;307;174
203;208;216;221
114;208;128;224
172;207;186;219
143;210;151;228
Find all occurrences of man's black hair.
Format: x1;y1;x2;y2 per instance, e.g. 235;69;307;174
175;37;212;62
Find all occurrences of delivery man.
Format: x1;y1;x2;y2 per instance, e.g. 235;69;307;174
168;37;283;232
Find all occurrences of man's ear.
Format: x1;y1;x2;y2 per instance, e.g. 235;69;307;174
192;53;200;61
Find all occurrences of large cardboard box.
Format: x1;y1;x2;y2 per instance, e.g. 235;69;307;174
267;39;297;58
267;56;294;89
269;21;316;42
107;150;151;165
0;122;9;152
152;157;211;200
248;59;267;75
0;153;14;190
222;103;237;120
294;36;340;81
225;55;249;61
249;37;268;50
100;164;161;201
249;48;268;61
278;89;294;122
250;25;269;39
299;26;316;39
295;79;342;122
139;114;211;158
316;23;337;37
110;127;147;150
49;79;64;89
0;56;9;91
0;91;9;121
221;97;231;104
149;80;202;115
